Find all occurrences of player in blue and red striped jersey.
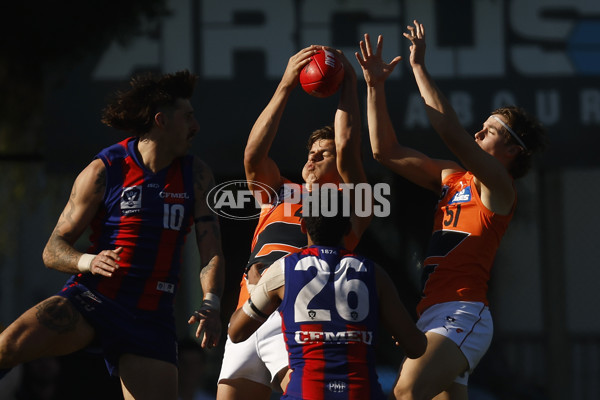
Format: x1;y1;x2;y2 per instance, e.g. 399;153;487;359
228;190;426;400
0;70;224;400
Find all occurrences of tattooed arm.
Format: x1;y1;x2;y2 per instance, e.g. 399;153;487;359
187;156;225;348
42;159;122;277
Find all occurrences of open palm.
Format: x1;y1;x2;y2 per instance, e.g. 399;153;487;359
355;33;401;87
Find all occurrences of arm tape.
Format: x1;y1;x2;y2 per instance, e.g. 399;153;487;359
247;259;285;312
199;293;221;311
242;299;268;322
246;283;256;295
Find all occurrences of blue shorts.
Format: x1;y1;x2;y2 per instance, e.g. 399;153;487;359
58;282;178;376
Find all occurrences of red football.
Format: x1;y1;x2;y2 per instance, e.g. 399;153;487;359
299;49;344;98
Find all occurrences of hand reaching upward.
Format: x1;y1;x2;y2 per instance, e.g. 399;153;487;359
403;19;427;68
355;33;402;87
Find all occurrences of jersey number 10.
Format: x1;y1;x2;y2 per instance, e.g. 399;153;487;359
163;204;185;231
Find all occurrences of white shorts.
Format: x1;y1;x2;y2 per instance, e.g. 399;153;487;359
218;312;288;386
417;301;493;385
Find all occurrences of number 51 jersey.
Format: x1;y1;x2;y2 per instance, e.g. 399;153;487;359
418;171;514;315
279;246;385;400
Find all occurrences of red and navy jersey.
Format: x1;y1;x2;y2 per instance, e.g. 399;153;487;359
64;137;195;313
279;246;385;400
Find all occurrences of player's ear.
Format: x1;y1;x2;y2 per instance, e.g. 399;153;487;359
300;218;307;235
154;111;167;128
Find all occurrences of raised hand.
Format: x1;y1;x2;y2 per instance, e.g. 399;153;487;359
403;20;426;68
355;33;401;87
322;46;357;84
281;45;320;88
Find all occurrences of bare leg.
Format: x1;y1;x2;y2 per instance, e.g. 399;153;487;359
120;353;178;400
392;332;469;400
432;383;468;400
0;296;94;369
274;367;291;392
217;378;272;400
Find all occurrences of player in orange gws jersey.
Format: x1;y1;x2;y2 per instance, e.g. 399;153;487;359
217;46;372;400
357;20;547;400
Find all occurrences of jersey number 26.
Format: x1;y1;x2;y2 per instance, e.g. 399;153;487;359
293;256;369;323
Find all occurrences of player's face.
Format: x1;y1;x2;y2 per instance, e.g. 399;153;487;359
302;139;340;185
474;115;512;158
163;98;200;156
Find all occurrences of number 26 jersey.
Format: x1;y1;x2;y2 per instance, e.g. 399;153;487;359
279;246;385;400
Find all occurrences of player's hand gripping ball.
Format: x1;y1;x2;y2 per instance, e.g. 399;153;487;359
299;49;344;98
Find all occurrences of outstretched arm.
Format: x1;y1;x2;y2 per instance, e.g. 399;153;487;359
403;20;514;204
328;48;372;237
356;33;456;194
187;157;225;349
244;46;319;200
42;159;122;276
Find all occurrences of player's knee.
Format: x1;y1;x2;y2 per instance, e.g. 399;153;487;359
217;378;271;400
392;382;426;400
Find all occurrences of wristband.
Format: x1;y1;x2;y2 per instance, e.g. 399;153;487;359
199;293;221;311
77;253;95;273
